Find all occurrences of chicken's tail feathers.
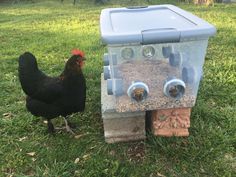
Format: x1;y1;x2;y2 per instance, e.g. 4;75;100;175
19;52;38;70
18;52;45;96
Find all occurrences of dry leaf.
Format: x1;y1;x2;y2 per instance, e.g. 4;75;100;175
74;134;85;139
74;158;80;164
18;136;27;142
74;170;80;176
26;152;36;157
156;172;166;177
82;154;89;160
109;150;116;156
89;146;96;150
43;120;48;124
3;112;13;118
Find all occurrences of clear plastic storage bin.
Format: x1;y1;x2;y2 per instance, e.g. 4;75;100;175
100;5;216;112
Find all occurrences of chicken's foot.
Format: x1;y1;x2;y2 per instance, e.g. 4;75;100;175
51;117;76;135
63;117;76;135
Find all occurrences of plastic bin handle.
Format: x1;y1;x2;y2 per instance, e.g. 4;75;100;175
142;28;180;44
126;6;148;9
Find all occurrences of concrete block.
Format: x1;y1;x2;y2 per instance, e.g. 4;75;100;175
101;74;146;143
103;116;146;143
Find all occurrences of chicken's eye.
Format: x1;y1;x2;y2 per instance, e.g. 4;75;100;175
76;60;84;67
76;60;80;65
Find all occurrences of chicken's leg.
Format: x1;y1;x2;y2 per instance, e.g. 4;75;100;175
63;117;75;135
47;119;55;134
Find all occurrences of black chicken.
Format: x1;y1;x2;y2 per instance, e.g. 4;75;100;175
18;50;86;134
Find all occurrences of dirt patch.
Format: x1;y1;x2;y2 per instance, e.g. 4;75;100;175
126;142;146;162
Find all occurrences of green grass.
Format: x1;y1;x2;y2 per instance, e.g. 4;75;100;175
0;0;235;176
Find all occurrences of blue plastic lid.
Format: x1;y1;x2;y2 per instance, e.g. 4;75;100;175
100;5;216;44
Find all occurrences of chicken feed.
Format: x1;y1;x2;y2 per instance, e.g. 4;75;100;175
115;59;196;112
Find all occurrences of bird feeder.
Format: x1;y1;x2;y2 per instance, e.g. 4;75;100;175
100;5;216;140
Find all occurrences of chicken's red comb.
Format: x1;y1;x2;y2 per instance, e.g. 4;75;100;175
71;49;85;57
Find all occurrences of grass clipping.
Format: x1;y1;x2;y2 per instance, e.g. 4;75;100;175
115;59;196;112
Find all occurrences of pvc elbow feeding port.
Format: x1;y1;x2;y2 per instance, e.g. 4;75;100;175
104;53;117;66
169;52;182;67
107;79;123;96
127;82;149;102
162;46;173;58
163;78;185;99
103;53;109;66
182;66;196;84
103;66;111;80
107;79;113;95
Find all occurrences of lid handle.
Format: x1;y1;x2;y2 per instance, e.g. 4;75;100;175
142;28;180;44
126;6;148;9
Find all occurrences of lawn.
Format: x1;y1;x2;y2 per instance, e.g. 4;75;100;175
0;0;235;176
